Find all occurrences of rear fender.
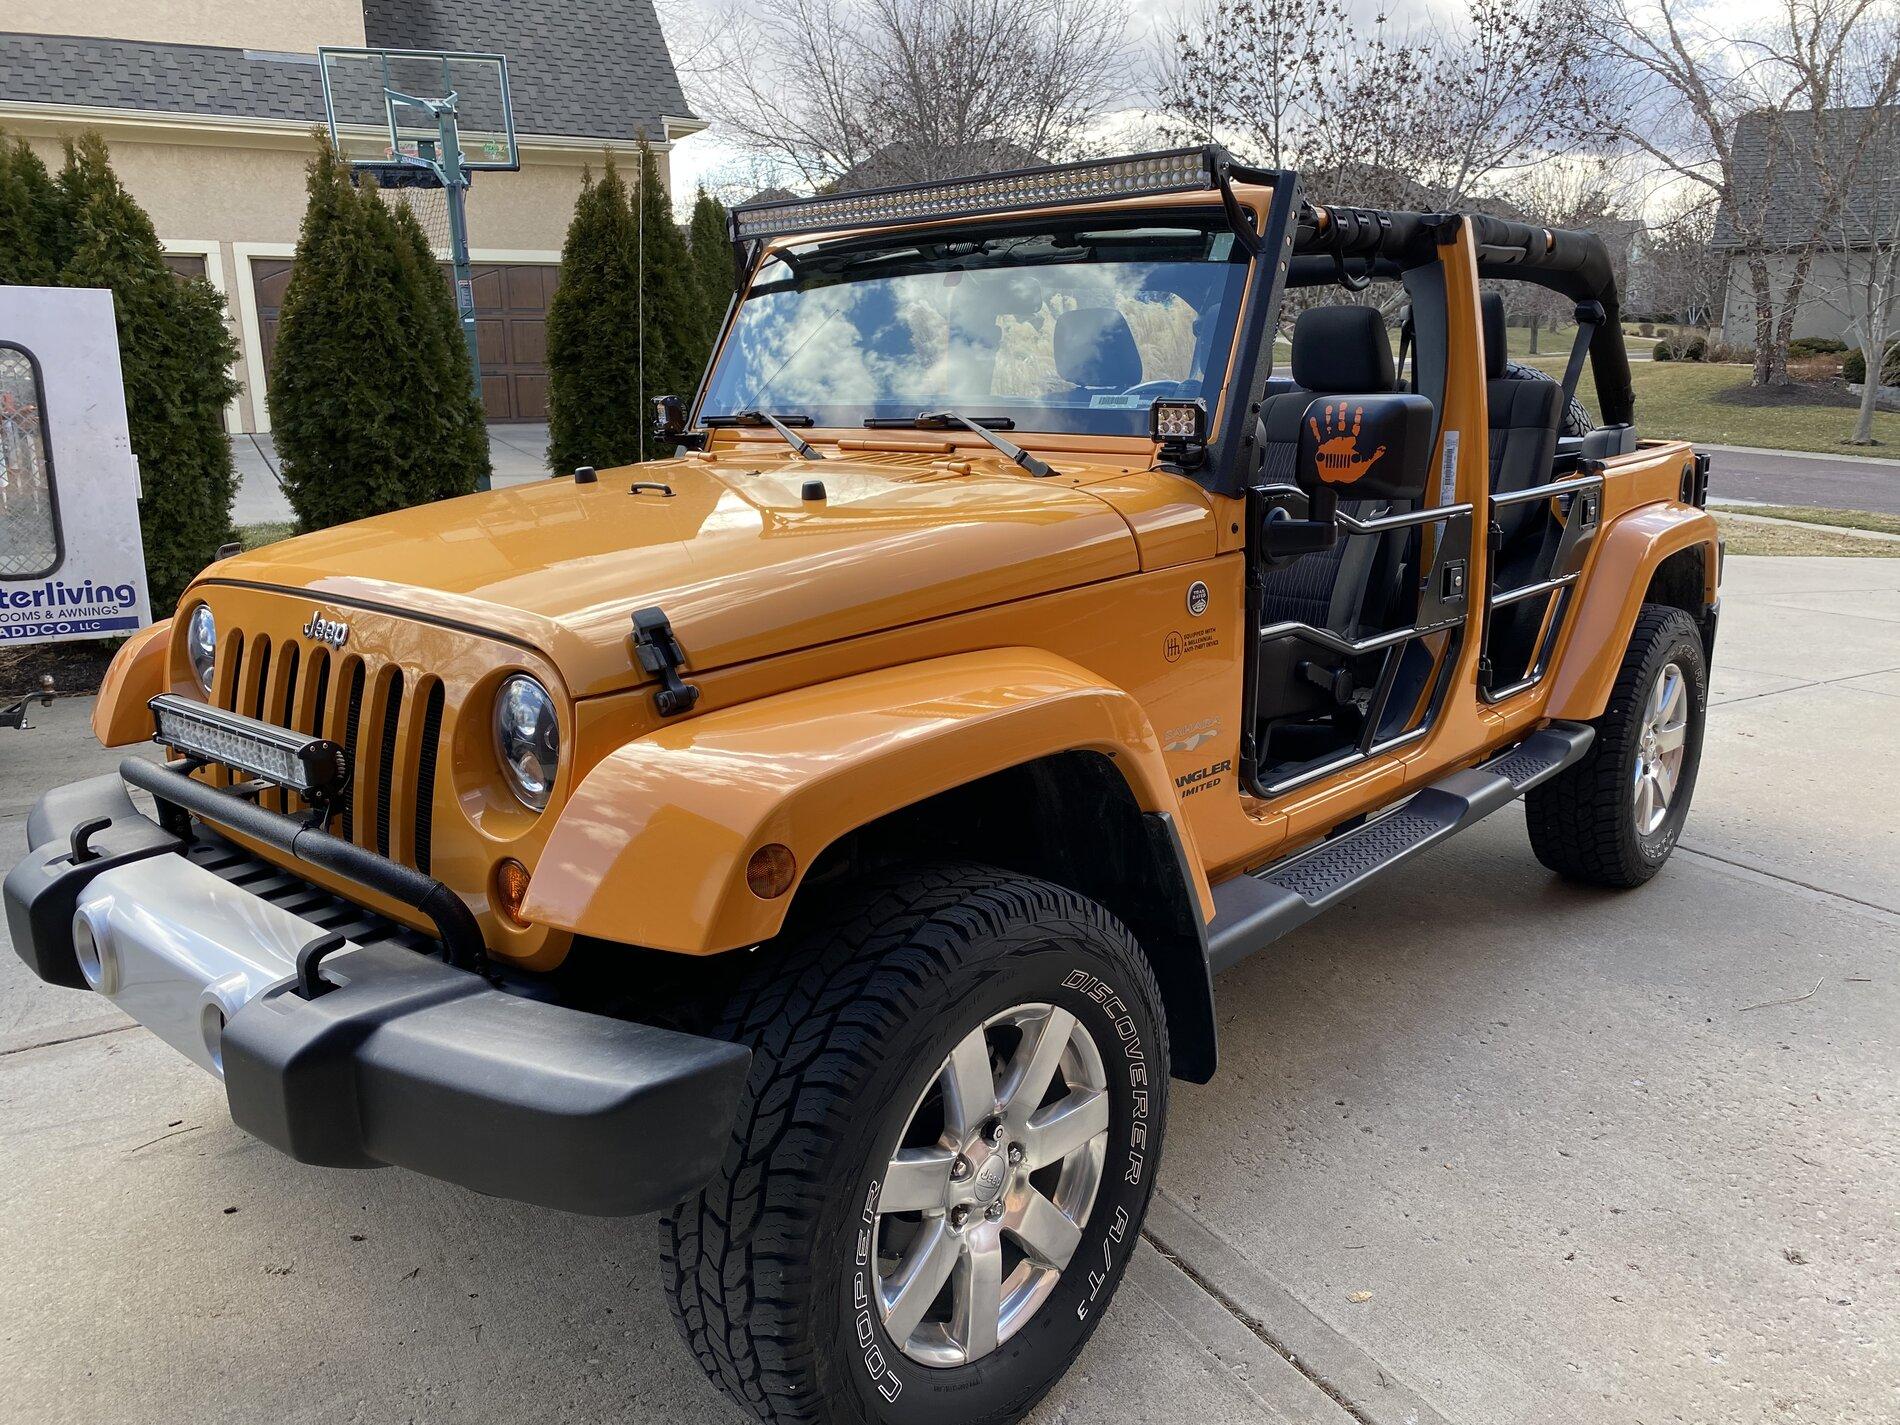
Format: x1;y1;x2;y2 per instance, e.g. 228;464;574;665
1545;502;1718;721
524;648;1208;955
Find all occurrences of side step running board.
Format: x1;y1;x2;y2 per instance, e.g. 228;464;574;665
1206;721;1594;973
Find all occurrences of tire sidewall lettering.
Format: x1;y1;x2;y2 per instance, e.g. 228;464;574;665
844;951;1161;1419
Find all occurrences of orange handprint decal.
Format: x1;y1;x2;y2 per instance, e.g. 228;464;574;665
1307;402;1387;485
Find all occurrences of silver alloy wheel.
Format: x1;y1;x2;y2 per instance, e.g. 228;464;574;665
1633;660;1689;836
874;1002;1110;1368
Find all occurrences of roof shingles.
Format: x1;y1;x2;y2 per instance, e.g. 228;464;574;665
1713;105;1900;251
0;1;691;142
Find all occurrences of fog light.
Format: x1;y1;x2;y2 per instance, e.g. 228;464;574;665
746;843;796;899
494;858;532;926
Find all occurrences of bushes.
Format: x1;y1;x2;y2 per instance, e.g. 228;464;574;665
1843;341;1900;386
546;156;643;475
1788;336;1848;358
546;141;713;472
1;132;239;614
1653;333;1747;364
1655;337;1707;361
270;136;489;530
0;137;66;284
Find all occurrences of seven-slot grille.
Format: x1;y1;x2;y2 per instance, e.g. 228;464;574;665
210;628;445;874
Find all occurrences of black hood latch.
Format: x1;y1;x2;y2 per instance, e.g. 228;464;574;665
631;606;702;717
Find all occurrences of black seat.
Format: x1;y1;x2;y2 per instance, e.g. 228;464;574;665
1481;293;1562;548
1255;307;1402;634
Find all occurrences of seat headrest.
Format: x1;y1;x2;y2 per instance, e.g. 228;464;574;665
1291;305;1394;393
1055;307;1142;389
1481;291;1508;380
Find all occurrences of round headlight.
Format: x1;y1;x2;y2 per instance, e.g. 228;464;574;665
493;674;559;811
186;603;217;693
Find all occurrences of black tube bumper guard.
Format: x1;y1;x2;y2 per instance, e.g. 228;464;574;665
5;763;751;1217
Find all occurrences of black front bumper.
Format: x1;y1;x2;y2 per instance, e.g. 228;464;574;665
6;770;750;1216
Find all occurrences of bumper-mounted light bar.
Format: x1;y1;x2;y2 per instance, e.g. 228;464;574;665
730;147;1224;244
149;694;349;802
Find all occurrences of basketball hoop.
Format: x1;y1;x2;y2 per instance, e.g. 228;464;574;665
318;46;519;489
350;159;443;191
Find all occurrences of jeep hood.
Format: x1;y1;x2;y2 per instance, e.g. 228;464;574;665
208;454;1141;698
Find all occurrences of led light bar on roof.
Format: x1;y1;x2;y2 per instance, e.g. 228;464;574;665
730;148;1221;243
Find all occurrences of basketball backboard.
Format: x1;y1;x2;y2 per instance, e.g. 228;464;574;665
318;47;518;173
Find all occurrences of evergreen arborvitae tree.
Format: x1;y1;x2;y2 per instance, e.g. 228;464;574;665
271;136;488;530
0;134;68;283
545;157;643;475
685;188;734;376
388;199;490;504
58;133;239;613
631;138;701;453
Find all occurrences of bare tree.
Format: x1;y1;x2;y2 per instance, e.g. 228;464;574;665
1628;189;1727;330
699;0;1126;190
1498;155;1643;353
1584;0;1900;385
1154;0;1601;211
1807;105;1900;442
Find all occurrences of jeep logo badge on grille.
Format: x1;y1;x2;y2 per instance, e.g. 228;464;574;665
301;610;350;648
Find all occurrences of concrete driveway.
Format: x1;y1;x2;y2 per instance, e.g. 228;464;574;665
2;555;1895;1425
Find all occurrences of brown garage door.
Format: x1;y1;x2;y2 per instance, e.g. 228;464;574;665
163;253;208;282
250;258;559;424
470;264;557;422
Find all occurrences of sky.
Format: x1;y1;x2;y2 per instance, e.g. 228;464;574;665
656;0;1793;220
657;0;1206;212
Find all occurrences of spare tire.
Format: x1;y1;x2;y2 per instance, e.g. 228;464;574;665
1503;360;1592;437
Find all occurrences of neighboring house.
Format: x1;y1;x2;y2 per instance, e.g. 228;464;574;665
1713;105;1900;348
0;2;703;432
831;140;1048;193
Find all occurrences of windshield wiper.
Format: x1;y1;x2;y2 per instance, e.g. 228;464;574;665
864;411;1056;478
704;410;826;461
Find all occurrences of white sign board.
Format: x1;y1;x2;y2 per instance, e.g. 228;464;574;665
0;286;150;645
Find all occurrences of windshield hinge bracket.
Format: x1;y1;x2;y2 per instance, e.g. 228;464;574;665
631;606;702;718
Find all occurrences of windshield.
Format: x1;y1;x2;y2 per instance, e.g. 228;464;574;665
699;215;1251;437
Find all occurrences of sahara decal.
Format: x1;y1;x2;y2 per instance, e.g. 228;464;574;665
1163;717;1222;755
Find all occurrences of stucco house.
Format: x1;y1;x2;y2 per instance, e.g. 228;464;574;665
0;1;702;432
1715;104;1900;348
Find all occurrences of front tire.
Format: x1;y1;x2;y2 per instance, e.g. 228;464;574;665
661;864;1169;1425
1526;604;1708;886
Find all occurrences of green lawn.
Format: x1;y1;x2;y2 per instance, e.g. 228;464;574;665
1516;356;1900;455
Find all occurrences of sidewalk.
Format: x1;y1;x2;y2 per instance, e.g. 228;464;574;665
231;423;554;525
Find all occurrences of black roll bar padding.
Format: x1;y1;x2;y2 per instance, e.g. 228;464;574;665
119;757;487;973
1288;204;1634;428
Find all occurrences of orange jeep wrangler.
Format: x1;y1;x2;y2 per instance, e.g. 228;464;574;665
7;148;1719;1424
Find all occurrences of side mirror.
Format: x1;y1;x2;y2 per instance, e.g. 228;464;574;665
1297;393;1433;503
651;394;687;440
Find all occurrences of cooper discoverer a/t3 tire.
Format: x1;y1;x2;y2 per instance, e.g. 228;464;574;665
661;864;1169;1425
1527;603;1708;887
